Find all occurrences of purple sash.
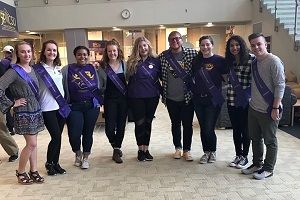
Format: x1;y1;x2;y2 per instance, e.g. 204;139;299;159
198;67;224;106
11;64;39;99
164;50;193;91
105;64;126;96
228;67;250;108
252;59;282;116
71;64;104;107
34;64;71;118
139;60;160;85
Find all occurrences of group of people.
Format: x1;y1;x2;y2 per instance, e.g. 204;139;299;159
0;31;285;185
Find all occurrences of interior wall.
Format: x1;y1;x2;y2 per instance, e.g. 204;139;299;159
251;0;300;79
16;0;252;31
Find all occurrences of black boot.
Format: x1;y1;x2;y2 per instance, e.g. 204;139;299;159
53;163;66;174
112;149;123;164
45;162;57;176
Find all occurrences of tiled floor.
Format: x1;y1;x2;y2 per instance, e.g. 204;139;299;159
0;103;300;200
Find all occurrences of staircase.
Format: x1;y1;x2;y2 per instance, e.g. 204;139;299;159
262;0;300;50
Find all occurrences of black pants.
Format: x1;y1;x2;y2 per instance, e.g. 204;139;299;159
43;110;65;164
166;98;194;151
104;96;127;148
129;97;159;146
228;105;250;157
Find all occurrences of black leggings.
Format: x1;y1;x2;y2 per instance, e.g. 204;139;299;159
43;110;65;164
129;97;159;146
104;96;127;148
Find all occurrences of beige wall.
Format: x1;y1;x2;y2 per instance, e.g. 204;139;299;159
251;0;300;79
16;0;252;32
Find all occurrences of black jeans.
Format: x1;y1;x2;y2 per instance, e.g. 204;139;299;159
129;97;159;146
104;96;127;148
166;98;194;151
66;101;99;154
228;105;250;157
194;98;221;152
43;110;65;164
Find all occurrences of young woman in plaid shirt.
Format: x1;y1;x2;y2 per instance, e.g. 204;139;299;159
225;35;254;169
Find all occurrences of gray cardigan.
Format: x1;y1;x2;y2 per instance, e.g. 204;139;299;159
61;64;107;103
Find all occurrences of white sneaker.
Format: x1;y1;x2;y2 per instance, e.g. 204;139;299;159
81;158;89;169
241;164;262;175
173;149;182;159
229;156;241;167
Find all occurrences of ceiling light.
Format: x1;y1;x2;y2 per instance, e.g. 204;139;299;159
206;22;214;27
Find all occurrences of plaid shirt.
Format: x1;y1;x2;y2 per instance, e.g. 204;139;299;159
159;47;198;105
227;54;255;106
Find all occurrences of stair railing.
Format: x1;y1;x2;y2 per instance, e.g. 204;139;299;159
274;0;279;31
294;0;299;51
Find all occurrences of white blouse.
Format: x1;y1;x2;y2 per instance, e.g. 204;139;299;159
38;62;65;112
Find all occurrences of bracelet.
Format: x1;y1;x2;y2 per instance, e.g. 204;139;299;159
272;107;279;109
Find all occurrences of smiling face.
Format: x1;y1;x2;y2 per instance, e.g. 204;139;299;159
17;44;32;65
138;40;149;59
200;39;213;57
106;44;118;61
44;43;57;62
75;48;89;65
168;33;183;52
249;36;268;59
229;39;240;56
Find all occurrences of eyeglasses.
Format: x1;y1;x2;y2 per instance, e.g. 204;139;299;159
169;36;182;42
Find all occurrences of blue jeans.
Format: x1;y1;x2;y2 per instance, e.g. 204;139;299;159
67;101;99;155
166;99;194;151
194;97;221;152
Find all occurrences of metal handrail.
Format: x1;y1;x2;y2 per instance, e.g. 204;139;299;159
274;0;279;31
294;0;299;51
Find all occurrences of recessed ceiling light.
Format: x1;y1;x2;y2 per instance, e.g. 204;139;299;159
206;22;214;27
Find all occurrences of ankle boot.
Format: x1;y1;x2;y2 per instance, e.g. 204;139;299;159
112;149;123;164
45;162;57;176
54;163;66;174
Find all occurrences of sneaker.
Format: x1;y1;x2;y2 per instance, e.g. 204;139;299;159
183;151;193;161
54;163;66;174
229;156;241;167
236;156;248;169
137;150;146;162
8;154;19;162
199;152;210;164
241;164;262;175
112;149;123;164
208;151;216;163
253;168;273;180
144;150;153;161
81;158;89;169
74;152;82;167
45;162;57;176
173;149;182;159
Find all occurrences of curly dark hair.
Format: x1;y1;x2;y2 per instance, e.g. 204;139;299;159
225;35;249;66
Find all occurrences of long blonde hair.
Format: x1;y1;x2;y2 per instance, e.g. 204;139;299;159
127;36;157;76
